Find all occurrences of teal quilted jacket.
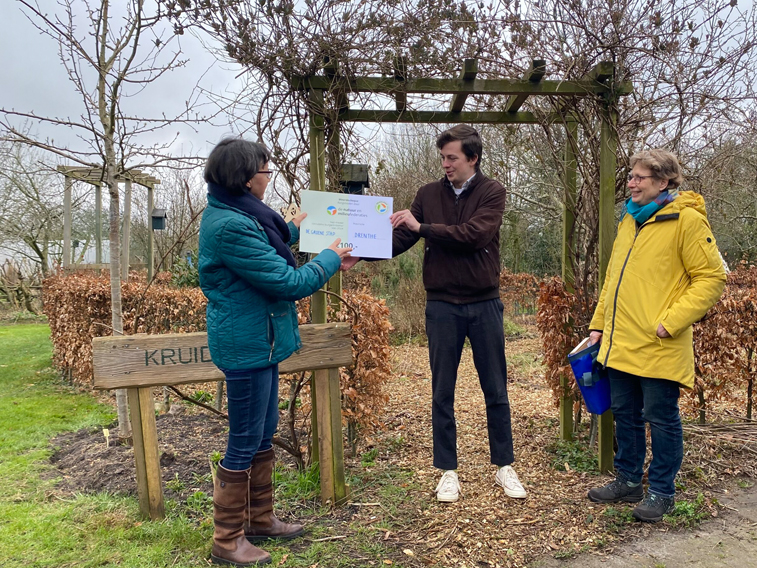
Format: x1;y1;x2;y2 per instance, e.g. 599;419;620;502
199;195;340;370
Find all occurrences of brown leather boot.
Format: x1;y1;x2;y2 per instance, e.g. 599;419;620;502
245;448;305;542
211;464;271;566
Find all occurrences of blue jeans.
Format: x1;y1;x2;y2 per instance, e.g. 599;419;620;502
220;365;279;471
608;367;683;498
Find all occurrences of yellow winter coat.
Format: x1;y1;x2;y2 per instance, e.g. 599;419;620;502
589;191;726;388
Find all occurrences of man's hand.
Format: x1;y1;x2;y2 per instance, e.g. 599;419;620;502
340;256;361;271
589;331;603;346
390;209;420;233
656;323;671;338
292;212;307;228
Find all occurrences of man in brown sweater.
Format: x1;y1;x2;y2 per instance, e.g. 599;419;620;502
342;125;526;502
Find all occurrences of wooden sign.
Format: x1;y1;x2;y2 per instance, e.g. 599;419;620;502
93;322;352;390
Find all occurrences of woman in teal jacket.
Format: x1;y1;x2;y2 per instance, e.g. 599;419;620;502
199;138;351;567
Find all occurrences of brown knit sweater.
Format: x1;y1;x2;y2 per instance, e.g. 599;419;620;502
391;171;506;304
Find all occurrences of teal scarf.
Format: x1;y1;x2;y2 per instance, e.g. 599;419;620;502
626;191;676;224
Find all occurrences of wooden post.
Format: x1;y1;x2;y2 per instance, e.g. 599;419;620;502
122;179;131;282
147;187;154;282
559;121;578;442
95;184;102;264
309;88;326;469
598;104;618;474
127;387;165;519
308;86;347;503
63;176;72;268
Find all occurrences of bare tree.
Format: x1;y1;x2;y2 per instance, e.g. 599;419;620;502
0;0;216;438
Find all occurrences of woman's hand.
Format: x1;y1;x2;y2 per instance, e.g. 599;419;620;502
589;331;603;346
656;323;671;338
292;212;307;228
327;238;353;259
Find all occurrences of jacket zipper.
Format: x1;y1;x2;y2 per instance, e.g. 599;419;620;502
602;214;679;366
268;312;276;362
602;232;638;367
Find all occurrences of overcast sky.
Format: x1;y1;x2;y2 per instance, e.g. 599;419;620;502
0;1;248;162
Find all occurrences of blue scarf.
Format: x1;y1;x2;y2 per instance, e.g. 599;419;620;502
625;190;676;225
207;182;296;268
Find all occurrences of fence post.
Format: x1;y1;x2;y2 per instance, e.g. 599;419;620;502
127;387;164;519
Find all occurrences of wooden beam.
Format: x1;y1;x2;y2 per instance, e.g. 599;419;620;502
63;176;72;268
586;61;614;84
122;179;131;282
597;104;618;474
95;185;102;264
503;59;546;113
394;55;407;112
294;75;632;96
559;121;578;442
340;109;574;124
128;386;165;519
147;187;154;281
56;166;160;189
315;367;348;505
449;58;478;112
92;323;353;390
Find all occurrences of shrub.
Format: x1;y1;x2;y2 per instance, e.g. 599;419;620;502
43;271;207;385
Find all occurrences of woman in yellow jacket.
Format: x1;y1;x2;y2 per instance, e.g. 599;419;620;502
587;149;726;522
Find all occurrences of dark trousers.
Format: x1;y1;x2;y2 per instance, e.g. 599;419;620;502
608;367;683;498
220;364;279;471
426;298;515;470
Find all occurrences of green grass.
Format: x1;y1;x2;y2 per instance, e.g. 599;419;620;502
545;439;599;473
0;324;419;567
0;324;212;567
664;492;709;528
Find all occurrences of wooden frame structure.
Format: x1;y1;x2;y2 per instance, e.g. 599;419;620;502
57;166;161;281
298;58;631;474
92;323;352;519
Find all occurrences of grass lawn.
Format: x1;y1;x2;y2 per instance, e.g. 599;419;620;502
0;324;419;568
0;324;212;567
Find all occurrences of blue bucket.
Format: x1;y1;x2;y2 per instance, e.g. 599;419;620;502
567;339;612;415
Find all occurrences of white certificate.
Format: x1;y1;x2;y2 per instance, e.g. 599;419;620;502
299;191;394;259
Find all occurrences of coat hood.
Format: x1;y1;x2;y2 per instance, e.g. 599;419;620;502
666;190;708;219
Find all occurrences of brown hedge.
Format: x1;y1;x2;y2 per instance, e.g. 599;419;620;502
43;271;207;385
43;272;391;434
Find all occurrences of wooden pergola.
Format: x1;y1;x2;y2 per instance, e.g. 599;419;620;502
296;58;631;500
57;166;161;280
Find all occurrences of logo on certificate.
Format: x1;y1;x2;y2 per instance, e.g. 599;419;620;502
375;202;388;214
327;206;338;216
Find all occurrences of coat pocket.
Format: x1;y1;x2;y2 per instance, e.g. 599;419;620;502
267;302;295;362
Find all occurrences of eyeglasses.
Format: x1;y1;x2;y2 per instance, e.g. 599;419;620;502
258;170;274;179
626;173;655;183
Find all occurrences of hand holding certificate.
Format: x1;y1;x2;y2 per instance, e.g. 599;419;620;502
298;191;394;259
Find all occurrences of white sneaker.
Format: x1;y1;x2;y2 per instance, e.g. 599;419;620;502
496;465;527;499
435;470;460;502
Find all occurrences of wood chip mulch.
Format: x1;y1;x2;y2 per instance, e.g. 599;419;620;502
353;325;757;567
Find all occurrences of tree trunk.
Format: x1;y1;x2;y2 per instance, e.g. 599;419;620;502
107;170;130;438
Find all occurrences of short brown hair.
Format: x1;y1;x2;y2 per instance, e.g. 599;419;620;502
629;149;684;189
436;125;482;171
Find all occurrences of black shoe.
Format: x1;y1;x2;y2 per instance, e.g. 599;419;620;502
632;493;674;522
587;478;643;504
